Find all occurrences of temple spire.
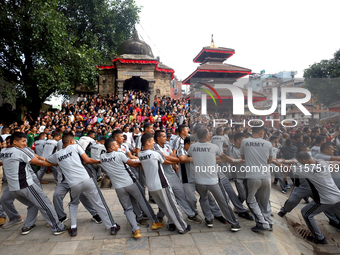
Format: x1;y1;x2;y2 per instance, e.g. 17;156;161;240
210;34;217;48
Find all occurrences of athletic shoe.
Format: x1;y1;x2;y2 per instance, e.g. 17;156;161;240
251;226;270;232
151;222;164;230
286;184;290;189
238;212;254;221
281;189;287;194
2;216;24;229
157;217;163;223
137;219;149;228
92;214;102;224
68;227;77;237
22;224;36;235
278;211;286;217
231;224;241;232
0;217;6;226
272;181;277;185
179;224;191;234
110;224;121;235
188;215;202;224
306;236;327;244
168;223;176;231
97;176;103;182
214;216;227;224
59;216;68;223
269;224;273;231
205;218;213;228
132;229;141;239
329;220;340;230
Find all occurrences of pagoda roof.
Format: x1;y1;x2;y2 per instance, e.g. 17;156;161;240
193;46;235;63
185;86;266;102
329;101;340;111
183;62;251;85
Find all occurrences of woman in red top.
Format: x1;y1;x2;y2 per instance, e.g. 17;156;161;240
148;112;154;123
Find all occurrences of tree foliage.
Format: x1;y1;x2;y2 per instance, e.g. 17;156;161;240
0;0;140;117
304;49;340;106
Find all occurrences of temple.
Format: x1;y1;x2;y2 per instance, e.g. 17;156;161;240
76;30;174;106
184;36;266;115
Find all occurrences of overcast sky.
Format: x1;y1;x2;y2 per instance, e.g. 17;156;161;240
135;0;340;80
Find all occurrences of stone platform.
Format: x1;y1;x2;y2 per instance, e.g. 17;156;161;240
0;175;339;255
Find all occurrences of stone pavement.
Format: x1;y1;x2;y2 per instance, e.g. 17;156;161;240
0;175;339;255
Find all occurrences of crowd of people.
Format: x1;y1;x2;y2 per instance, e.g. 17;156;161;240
0;90;340;245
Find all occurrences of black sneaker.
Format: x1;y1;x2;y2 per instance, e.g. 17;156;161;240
110;224;121;235
306;235;327;244
92;214;102;224
329;220;340;230
214;216;227;224
137;219;149;228
269;224;273;231
205;218;213;228
68;227;77;237
251;225;270;232
231;224;241;232
179;224;191;234
188;215;202;224
273;181;277;185
22;224;36;235
238;212;254;221
168;223;176;231
278;211;286;217
59;216;68;223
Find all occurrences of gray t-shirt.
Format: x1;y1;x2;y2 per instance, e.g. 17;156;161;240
177;147;195;183
154;143;178;182
228;144;245;179
239;137;273;179
211;135;228;152
135;135;142;150
315;153;340;188
100;151;135;189
172;135;185;151
293;160;340;204
188;141;221;185
138;149;168;192
78;136;96;152
0;147;35;191
310;146;321;157
47;144;90;187
35;139;46;157
42;140;58;158
90;143;106;160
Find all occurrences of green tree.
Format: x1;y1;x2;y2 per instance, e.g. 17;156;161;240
304;49;340;106
0;0;140;118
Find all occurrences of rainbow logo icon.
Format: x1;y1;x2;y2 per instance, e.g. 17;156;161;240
197;83;223;106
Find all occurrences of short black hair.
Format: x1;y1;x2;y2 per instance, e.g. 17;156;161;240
112;129;123;139
234;132;245;142
178;125;187;135
197;128;208;140
10;132;26;145
88;130;95;136
294;134;302;140
104;137;116;151
297;145;308;153
141;133;154;147
99;136;106;142
296;151;311;160
285;138;292;146
216;127;223;135
154;130;165;143
143;122;153;131
52;131;60;138
303;135;310;142
269;135;278;142
252;126;264;134
62;132;74;145
315;135;326;144
39;133;46;139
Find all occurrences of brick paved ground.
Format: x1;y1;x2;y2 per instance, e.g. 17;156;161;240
0;175;339;255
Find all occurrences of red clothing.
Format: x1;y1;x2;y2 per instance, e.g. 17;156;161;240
161;115;168;125
148;116;154;123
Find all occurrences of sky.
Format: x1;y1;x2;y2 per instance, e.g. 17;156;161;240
135;0;340;80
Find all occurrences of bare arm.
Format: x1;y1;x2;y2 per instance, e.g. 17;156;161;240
80;153;100;164
179;155;192;164
164;155;180;164
126;151;138;159
31;157;57;167
136;148;141;156
126;159;141;168
268;156;273;164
